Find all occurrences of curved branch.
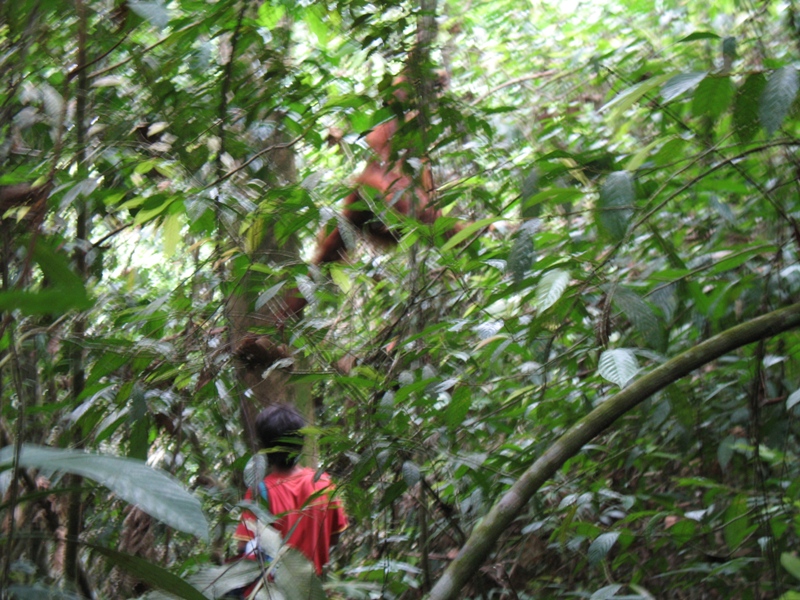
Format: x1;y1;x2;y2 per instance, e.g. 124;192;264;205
428;301;800;600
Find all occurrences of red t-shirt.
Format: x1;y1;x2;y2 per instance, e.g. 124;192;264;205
234;467;348;575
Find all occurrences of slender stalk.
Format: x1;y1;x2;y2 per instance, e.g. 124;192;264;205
64;0;90;586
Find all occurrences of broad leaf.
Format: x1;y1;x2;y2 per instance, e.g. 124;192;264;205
534;269;570;312
273;547;326;600
588;532;619;566
0;445;208;541
760;66;799;136
782;552;800;582
723;494;752;551
402;461;421;487
128;1;170;29
788;388;800;411
508;231;535;285
611;287;666;352
596;171;635;243
255;282;286;311
589;584;623;600
601;73;673;122
598;349;639;388
89;545;207;600
661;71;707;102
692;75;734;122
733;73;767;142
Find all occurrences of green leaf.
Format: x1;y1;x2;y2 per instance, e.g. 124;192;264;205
760;66;799;136
508;231;535;285
723;494;750;550
722;37;738;62
330;263;353;293
781;553;800;581
402;461;420;486
244;453;268;490
661;71;707;102
440;217;499;251
128;1;170;29
89;544;207;600
0;445;208;541
596;171;635;243
534;269;570;312
6;584;82;599
598;349;639;388
162;212;181;257
678;32;721;42
273;547;326;600
185;560;262;599
257;2;286;29
601;73;673;121
255;282;286;311
0;240;92;315
611;287;666;352
733;73;767;142
445;386;471;428
588;532;619;565
668;519;696;546
589;584;623;600
520;169;540;218
717;435;735;471
305;7;330;48
787;388;800;411
525;188;584;208
692;75;734;122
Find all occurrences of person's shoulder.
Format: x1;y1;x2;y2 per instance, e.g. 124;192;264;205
297;467;335;487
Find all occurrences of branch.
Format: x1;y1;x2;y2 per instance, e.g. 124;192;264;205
428;301;800;600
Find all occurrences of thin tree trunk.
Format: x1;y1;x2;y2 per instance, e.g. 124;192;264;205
65;0;89;588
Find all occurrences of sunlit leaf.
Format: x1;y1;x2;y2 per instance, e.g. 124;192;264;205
534;269;570;312
440;217;499;251
128;1;170;28
600;73;672;121
258;2;286;29
330;263;353;293
661;71;707;102
589;584;623;600
598;349;639;388
788;389;800;411
255;282;286;311
162;212;181;257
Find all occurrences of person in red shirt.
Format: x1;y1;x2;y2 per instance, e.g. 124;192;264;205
234;403;348;577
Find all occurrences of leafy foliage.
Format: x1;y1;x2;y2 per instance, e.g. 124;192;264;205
2;0;800;598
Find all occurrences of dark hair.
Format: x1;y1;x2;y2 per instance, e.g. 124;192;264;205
254;403;305;469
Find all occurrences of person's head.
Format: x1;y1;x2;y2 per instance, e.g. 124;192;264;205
255;403;305;470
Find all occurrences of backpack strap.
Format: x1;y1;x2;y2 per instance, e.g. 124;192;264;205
258;480;269;509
